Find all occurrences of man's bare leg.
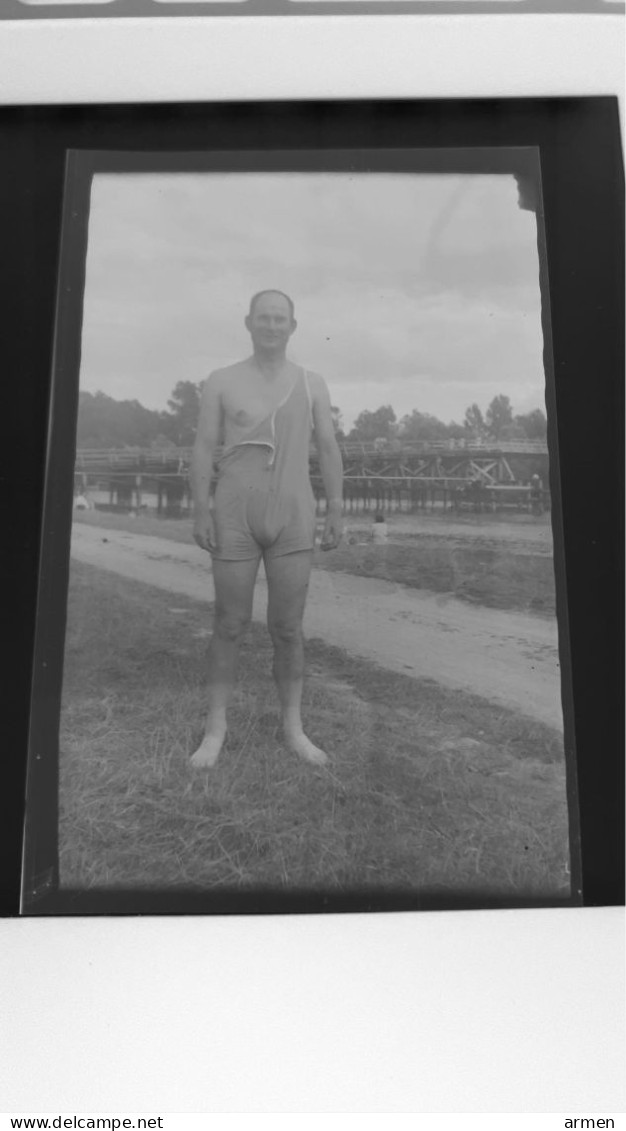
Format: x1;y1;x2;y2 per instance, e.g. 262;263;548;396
265;549;327;765
191;556;260;769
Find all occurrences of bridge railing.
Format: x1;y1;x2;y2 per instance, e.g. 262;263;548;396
74;447;194;469
74;437;548;470
338;438;547;455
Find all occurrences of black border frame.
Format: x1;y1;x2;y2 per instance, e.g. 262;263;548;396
2;98;623;917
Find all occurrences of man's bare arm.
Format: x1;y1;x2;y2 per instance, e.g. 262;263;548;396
311;374;344;549
191;373;222;550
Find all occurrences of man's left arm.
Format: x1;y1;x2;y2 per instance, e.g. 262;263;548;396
310;373;344;551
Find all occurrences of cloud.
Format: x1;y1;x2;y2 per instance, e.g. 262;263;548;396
79;171;546;425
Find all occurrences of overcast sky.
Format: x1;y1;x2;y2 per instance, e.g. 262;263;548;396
79;171;546;430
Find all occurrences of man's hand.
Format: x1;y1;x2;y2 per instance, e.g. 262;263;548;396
320;505;343;551
193;509;217;554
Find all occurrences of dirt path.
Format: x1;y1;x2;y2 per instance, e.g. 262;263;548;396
71;524;564;729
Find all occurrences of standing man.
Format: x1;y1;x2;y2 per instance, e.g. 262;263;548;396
529;472;544;515
190;290;343;768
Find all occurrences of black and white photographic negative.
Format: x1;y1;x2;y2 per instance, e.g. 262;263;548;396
21;119;606;915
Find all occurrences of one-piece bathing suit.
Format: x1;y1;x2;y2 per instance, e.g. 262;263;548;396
211;368;316;561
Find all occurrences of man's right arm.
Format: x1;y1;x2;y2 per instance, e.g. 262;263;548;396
191;372;222;551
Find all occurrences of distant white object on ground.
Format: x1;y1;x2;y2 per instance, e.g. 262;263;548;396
74;494;91;510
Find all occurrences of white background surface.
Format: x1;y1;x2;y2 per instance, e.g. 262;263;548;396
2;910;625;1112
0;14;624;105
2;12;624;1115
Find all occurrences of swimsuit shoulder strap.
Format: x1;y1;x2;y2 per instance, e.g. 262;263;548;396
302;367;314;429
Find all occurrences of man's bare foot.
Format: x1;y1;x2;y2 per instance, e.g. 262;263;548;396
284;728;328;765
190;732;226;769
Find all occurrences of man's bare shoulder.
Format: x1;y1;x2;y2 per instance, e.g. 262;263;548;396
306;370;332;406
305;369;329;393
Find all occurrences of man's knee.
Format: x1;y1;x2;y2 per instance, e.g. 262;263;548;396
268;615;303;647
214;609;251;643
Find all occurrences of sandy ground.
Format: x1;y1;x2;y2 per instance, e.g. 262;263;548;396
70;523;564;729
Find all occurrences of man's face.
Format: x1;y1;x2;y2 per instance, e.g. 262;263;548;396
245;293;296;353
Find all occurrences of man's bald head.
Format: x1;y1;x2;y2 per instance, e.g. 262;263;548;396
245;289;298;357
248;290;295;321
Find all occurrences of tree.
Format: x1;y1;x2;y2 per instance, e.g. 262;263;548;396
151;433;178;452
347;405;397;443
330;405;345;440
398;410;450;443
514;408;547;441
485;395;514;441
76;390;163;449
463;403;487;439
498;422;527;441
162;380;202;446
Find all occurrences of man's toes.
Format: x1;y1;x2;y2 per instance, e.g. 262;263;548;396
190;735;224;769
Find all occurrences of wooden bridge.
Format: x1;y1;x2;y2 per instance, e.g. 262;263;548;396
74;438;550;516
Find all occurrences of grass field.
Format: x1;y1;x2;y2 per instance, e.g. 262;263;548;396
73;508;557;616
59;561;571;900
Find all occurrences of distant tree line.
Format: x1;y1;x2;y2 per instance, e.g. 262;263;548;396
77;383;547;450
77;382;202;449
335;395;547;444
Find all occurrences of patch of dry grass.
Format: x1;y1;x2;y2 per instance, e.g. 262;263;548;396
321;538;555;617
59;562;572;900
